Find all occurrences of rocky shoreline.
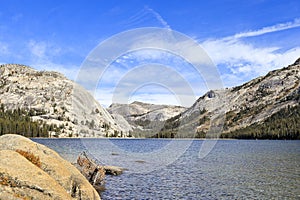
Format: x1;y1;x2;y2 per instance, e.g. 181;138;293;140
0;134;104;200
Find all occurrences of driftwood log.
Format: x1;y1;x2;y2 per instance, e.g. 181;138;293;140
75;152;106;193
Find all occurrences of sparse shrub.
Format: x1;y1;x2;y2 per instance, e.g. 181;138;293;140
0;174;10;186
16;149;42;168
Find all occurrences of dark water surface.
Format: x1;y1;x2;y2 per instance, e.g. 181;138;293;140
32;139;300;199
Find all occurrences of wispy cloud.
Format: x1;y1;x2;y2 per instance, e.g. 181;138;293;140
70;18;300;106
27;40;62;58
144;6;171;29
201;19;300;87
95;62;204;107
27;40;48;58
124;6;171;29
79;27;221;106
228;18;300;39
0;41;9;56
26;40;79;80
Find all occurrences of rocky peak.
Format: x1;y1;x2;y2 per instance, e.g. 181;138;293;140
293;57;300;65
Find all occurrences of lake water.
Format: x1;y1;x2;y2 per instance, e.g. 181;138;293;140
32;138;300;199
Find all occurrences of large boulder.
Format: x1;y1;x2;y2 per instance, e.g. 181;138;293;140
0;150;72;200
0;134;100;200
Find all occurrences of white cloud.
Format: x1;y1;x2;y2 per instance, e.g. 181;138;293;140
26;40;78;80
196;18;300;88
27;40;62;58
0;39;79;80
229;18;300;39
201;37;300;87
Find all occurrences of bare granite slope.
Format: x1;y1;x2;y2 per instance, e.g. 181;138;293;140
0;64;123;137
160;58;300;137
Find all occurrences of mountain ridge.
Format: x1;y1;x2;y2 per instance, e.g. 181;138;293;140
107;58;300;139
0;58;299;139
157;58;300;139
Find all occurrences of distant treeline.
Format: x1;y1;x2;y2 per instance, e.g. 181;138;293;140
221;104;300;139
1;102;299;139
0;104;60;137
145;105;300;140
148;108;208;138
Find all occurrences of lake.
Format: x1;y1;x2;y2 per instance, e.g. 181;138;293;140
32;138;300;199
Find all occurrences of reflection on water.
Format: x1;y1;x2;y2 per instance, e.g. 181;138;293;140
33;138;300;199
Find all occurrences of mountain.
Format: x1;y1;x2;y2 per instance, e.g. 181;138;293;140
107;101;186;137
0;64;124;138
159;58;300;139
2;58;299;139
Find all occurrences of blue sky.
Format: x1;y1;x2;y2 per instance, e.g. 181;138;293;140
0;0;300;106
